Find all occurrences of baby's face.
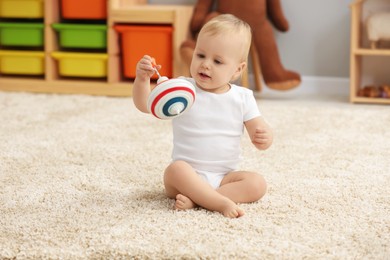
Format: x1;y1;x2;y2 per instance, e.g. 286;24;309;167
190;32;245;93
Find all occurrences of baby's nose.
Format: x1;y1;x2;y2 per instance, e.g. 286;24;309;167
201;59;211;69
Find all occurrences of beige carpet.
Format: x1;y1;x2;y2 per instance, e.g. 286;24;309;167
0;91;389;259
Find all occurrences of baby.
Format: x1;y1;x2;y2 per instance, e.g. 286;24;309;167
133;14;273;218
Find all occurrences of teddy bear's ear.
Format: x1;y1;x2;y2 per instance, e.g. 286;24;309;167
266;0;289;32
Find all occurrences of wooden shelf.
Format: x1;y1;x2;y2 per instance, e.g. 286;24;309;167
349;0;390;105
0;77;133;96
350;96;390;104
354;48;390;56
110;5;182;23
0;0;192;97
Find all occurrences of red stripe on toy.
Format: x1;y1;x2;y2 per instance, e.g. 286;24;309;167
151;86;196;118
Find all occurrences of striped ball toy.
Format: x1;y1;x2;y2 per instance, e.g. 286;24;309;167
147;76;196;120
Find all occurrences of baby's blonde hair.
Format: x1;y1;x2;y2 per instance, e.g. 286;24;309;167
198;14;252;63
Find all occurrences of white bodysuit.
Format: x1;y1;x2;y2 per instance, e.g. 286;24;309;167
171;77;261;189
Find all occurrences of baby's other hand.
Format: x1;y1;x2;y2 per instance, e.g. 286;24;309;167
136;55;161;80
252;128;273;150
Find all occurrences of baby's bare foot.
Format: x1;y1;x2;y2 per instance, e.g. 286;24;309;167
174;194;196;210
220;200;245;218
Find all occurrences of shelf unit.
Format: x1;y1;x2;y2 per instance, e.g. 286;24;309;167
0;0;193;97
349;0;390;104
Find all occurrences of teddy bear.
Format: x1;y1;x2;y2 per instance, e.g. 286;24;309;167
180;0;301;91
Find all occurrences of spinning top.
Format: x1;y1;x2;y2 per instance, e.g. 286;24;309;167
147;65;196;120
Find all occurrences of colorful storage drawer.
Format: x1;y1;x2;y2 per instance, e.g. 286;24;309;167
0;0;44;18
51;52;108;78
52;23;107;49
61;0;107;20
0;23;44;47
0;51;44;75
114;25;173;79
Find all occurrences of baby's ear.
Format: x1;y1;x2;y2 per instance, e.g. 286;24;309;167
232;62;247;81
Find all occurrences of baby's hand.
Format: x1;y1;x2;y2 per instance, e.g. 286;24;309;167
252;128;273;150
136;55;161;80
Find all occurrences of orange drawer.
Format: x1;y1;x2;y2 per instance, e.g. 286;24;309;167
61;0;107;20
114;25;173;79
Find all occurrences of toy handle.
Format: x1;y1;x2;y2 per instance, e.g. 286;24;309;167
152;61;162;78
152;60;168;83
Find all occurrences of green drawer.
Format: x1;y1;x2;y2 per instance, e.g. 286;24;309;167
52;23;107;49
0;22;44;47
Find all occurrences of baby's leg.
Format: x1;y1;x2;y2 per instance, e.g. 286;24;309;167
164;160;244;218
218;171;267;203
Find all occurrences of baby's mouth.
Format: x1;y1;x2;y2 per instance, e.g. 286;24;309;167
199;72;211;79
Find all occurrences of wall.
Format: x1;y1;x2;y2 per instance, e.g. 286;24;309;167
149;0;389;81
276;0;351;78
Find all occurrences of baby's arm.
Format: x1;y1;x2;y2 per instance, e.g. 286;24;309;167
244;117;273;150
132;55;160;113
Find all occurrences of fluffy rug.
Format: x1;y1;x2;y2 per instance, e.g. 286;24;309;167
0;91;389;259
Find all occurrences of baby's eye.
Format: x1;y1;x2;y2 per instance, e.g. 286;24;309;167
196;53;205;59
214;59;222;65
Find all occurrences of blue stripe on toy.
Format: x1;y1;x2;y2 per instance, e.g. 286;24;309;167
162;97;188;116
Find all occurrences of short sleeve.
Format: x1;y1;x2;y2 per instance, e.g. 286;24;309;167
243;89;261;122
